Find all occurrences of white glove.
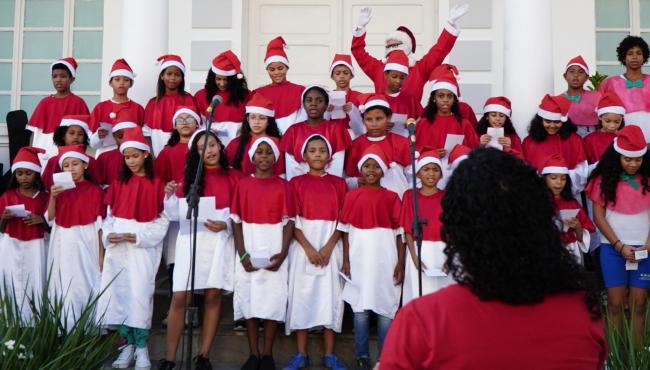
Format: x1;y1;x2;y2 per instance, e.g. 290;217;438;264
357;7;372;29
448;3;469;24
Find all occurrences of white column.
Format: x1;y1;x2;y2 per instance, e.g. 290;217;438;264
121;0;169;107
503;0;554;138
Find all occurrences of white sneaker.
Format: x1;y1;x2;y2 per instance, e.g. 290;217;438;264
134;346;152;369
112;344;134;369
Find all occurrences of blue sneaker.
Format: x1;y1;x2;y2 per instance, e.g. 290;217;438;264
323;354;348;370
283;353;309;370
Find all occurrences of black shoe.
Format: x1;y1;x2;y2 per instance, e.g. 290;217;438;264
242;354;260;370
194;354;212;370
233;320;247;331
259;355;276;370
354;357;371;370
157;359;176;370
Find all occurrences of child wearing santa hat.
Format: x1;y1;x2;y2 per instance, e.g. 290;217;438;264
400;149;453;305
476;96;523;159
0;147;49;322
584;91;626;170
381;50;422;138
523;94;588;195
98;128;169;369
586;125;650;343
281;85;351;180
563;56;600;137
159;129;241;370
351;4;468;102
144;54;199;156
46;144;105;331
328;54;364;137
89;58;145;156
94;109;140;188
27;57;90;158
194;50;251;146
226;93;286;176
284;135;347;370
338;144;404;369
231;136;295;370
251;36;305;134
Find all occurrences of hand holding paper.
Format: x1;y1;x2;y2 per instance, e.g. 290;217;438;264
6;204;30;218
444;134;465;154
53;172;76;190
329;91;347;120
486;127;504;150
559;209;580;231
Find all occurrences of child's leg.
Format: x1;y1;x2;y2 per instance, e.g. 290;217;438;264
376;314;393;358
295;329;308;354
323;328;335;355
262;320;279;356
353;311;370;359
246;318;261;356
165;291;189;361
199;288;222;357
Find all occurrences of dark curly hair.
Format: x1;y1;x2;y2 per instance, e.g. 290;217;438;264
361;106;392;119
203;70;249;106
231;114;281;171
118;149;155;183
616;35;650;66
52;125;89;147
527;115;578;141
156;67;188;101
543;173;574;201
7;170;45;192
441;148;600;316
51;63;72;78
422;90;463;123
476;113;518;136
302;85;330;106
183;130;229;197
588;145;650;206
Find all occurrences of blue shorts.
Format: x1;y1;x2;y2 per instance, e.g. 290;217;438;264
600;243;650;289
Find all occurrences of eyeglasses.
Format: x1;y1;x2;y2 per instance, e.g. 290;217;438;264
175;117;197;125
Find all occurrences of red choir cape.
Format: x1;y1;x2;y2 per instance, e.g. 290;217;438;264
174;167;242;208
195;89;248;123
386;91;423;121
89;100;145;132
351;27;457;102
51;180;105;228
340;186;401;229
251;81;304;119
584;131;615;164
42;153;101;190
230;175;296;223
154;143;189;185
95;148;123;187
144;92;198;132
414;114;479;152
345;133;411;177
400;189;444;241
226;135;286;176
553;197;595;244
459;102;478;128
290;173;347;221
522;133;587;171
281;120;351;161
105;175;165;222
27;94;90;134
0;189;49;241
586;175;650;214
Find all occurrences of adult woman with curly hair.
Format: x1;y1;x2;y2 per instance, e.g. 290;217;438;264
599;35;650;143
380;148;606;370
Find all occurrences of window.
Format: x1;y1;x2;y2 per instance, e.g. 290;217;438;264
0;0;103;124
595;0;650;77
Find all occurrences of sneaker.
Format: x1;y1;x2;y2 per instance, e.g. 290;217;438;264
134;346;151;369
194;354;213;370
260;355;276;370
354;357;371;370
283;352;309;369
323;354;347;370
157;359;176;370
241;354;260;370
233;320;247;332
112;344;134;368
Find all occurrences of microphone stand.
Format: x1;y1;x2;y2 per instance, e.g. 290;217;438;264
408;124;427;297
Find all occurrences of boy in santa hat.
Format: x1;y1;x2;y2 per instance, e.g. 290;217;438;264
328;54;364;138
382;50;422;137
563;56;600;137
95;108;140;188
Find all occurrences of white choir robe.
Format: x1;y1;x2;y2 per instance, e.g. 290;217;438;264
211;121;241;147
402;241;455;306
285;217;344;334
142;125;171;158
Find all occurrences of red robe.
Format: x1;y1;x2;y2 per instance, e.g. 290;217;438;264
89;99;145;133
340;186;401;230
386;92;423;136
27;94;89;134
154;143;188;186
41;154;101;190
251;81;304;133
174;167;242;208
0;189;48;241
459;102;478;128
344;133;411;178
414;114;479;152
226;135;286;176
522;133;587;172
565;90;600;127
231;175;296;223
280;120;351;162
105;175;165;222
400;189;444;242
143;92;198;133
51;180;105;228
584;131;615;164
194;89;247;124
290;173;346;221
95;148;123;187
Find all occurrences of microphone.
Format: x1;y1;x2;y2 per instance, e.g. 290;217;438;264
206;95;223;113
406;118;417;143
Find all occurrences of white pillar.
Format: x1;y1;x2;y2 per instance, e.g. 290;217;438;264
503;0;554;138
121;0;169;107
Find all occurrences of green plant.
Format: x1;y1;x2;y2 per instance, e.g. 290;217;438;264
588;71;609;91
604;304;650;369
0;276;118;370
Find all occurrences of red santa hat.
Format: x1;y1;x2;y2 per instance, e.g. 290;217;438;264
537;94;570;122
157;54;186;74
60;115;91;135
329;54;355;77
384;50;410;75
300;134;333;158
264;36;289;68
540;153;569;175
565;55;589;75
483;96;512;118
448;144;471;171
119;127;150;153
357;144;390;174
245;93;275;117
415;149;442;173
356;93;390;114
248;136;281;163
429;65;460;97
211;50;243;79
614;125;647;157
596;91;626;117
108;58;135;81
12;146;45;173
51;57;78;78
385;26;416;55
111;108;139;132
172;106;200;127
58;144;89;167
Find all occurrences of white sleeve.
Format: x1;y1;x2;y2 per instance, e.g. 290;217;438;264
285;153;308;181
89;131;103;151
101;206;115;247
327;151;346;178
347;105;366;138
133;213;171;248
164;194;180;222
569;160;589;195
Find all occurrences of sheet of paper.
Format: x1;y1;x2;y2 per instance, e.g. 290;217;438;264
425;268;447;277
486;127;504;150
559;209;580;231
53;172;76;190
444;134;465;153
6;204;30;218
329;91;347;119
390;113;408;137
305;263;325;276
99;122;117;147
339;271;360;306
635;250;648;260
626;261;639;271
250;248;272;269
